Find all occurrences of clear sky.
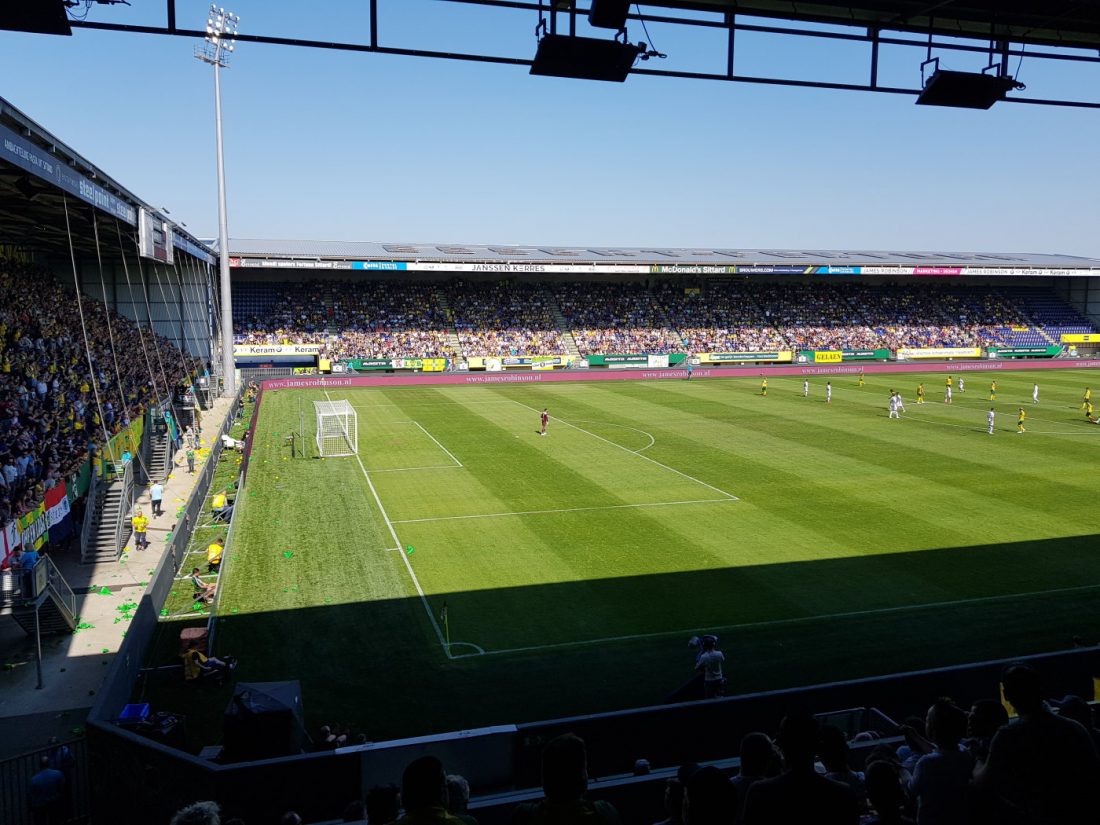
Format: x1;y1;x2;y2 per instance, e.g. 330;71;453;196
2;0;1098;255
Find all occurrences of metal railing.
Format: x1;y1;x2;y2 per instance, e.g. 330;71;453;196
44;555;77;620
79;469;99;562
112;460;134;559
0;737;90;825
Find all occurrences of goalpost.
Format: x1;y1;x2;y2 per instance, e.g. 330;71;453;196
314;400;358;457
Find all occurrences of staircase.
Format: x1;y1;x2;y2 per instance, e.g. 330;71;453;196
1;557;79;635
81;462;134;565
435;291;463;355
146;428;171;484
548;297;582;358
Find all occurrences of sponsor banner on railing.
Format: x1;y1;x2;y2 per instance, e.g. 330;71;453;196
798;349;891;363
701;351;793;363
584;354;688;368
235;344;323;356
897;347;982;360
346;358;393;370
814;351;843;363
987;346;1062;358
1061;334;1100;344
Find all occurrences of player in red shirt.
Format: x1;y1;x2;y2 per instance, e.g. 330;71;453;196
540;408;549;436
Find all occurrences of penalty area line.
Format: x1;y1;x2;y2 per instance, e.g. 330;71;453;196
410;420;463;467
391;498;737;525
324;390;452;656
473;581;1100;658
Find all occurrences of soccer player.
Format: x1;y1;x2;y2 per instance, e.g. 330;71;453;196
1032;383;1039;404
858;370;865;387
826;381;832;404
944;384;953;404
946;375;953;391
916;383;925;404
888;392;900;419
686;361;693;380
987;407;996;435
1087;400;1095;418
803;380;809;398
895;391;906;413
1017;408;1027;434
1083;387;1092;410
540;408;549;436
989;380;997;401
958;376;965;393
761;377;768;396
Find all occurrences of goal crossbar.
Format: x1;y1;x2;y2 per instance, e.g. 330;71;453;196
314;399;358;457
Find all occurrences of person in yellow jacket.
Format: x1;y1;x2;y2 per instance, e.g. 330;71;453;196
132;509;149;550
211;491;234;522
207;539;224;572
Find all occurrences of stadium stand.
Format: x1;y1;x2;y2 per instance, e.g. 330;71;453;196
0;260;199;532
231;279;1097;360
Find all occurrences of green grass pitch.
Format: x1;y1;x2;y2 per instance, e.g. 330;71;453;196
152;368;1100;742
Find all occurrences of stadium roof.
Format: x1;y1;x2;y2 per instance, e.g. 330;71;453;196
227;239;1100;270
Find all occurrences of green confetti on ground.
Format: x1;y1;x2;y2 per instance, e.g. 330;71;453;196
97;587;112;595
282;588;289;593
75;623;95;632
171;591;178;597
138;581;148;586
101;648;110;654
230;607;240;614
406;546;415;555
159;609;169;617
282;551;293;559
192;603;205;612
290;586;298;592
324;597;333;604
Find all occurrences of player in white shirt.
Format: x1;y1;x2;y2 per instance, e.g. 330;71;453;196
987;407;995;434
888;392;900;419
1032;383;1039;404
826;382;832;404
958;376;965;393
944;385;953;404
895;392;906;413
803;380;809;398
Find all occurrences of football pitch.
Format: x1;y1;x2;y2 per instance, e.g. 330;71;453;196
173;368;1100;740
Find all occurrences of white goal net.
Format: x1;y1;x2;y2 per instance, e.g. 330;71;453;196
314;400;358;457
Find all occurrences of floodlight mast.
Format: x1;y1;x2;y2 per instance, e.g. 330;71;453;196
195;5;239;397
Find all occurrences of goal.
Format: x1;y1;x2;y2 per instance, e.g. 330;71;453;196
314;400;358;457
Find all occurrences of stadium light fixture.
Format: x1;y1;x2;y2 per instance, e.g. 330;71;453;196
195;4;240;396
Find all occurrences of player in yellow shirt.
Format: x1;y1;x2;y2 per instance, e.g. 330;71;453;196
916;384;925;404
989;380;997;401
1083;387;1092;410
760;377;768;396
946;375;953;390
131;509;149;550
858;370;865;387
1017;408;1027;433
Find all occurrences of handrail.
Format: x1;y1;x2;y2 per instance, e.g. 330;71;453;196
160;430;172;481
79;469;99;560
44;555;77;618
112;460;134;557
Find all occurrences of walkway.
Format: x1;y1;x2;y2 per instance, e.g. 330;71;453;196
0;395;235;756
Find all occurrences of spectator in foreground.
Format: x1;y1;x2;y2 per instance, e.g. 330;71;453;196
742;712;858;825
511;733;620;825
863;761;915;825
652;778;684;825
29;755;65;825
365;785;400;825
393;756;465;825
963;699;1009;763
731;733;775;824
682;766;736;825
170;801;221;825
909;698;972;825
446;774;478;825
820;724;866;801
974;664;1100;825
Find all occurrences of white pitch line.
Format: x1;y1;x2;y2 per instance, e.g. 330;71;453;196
391;498;737;525
571;419;656;453
509;399;738;500
410;420;463;467
472;580;1100;658
368;465;464;473
325;390;451;655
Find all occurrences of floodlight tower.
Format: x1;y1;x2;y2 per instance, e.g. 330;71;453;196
196;5;239;396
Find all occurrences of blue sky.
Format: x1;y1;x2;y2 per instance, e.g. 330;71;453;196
2;0;1098;255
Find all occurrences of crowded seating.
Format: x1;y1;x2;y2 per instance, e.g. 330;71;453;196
0;260;199;533
447;281;566;357
554;282;683;354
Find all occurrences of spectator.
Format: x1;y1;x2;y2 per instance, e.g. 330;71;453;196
365;785;401;825
682;766;736;825
742;712;858;825
731;733;775;824
170;801;221;825
181;639;234;685
909;698;972;825
190;567;216;604
393;756;466;825
511;734;621;825
28;754;65;825
974;664;1100;824
819;725;866;802
446;774;478;825
863;760;915;825
963;699;1009;765
652;778;685;825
